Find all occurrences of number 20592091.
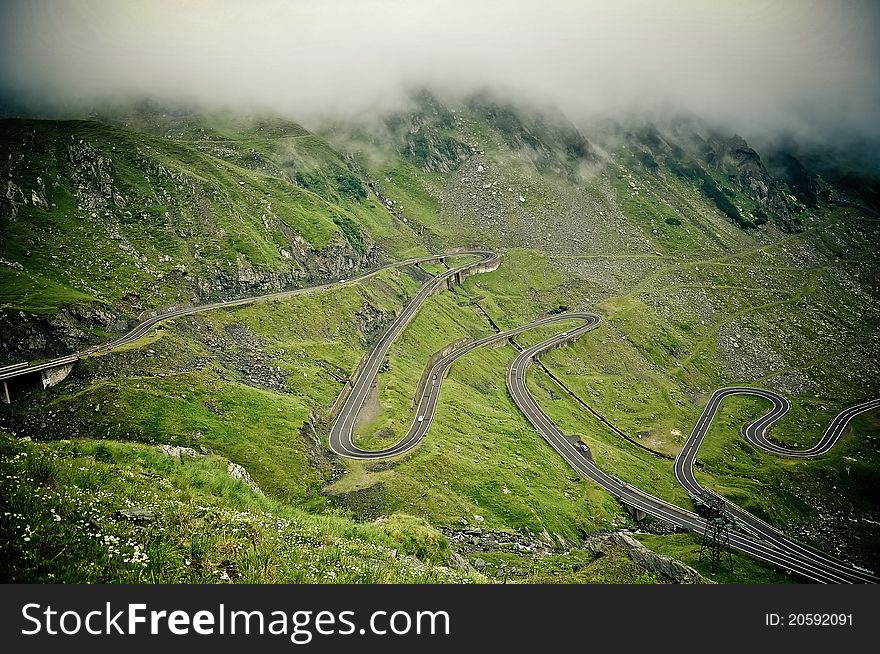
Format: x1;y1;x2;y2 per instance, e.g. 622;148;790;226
765;613;853;627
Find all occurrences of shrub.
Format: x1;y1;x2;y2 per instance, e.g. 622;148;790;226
94;444;114;463
332;214;365;253
336;173;367;200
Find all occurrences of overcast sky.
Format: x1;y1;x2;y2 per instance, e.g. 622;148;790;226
1;0;878;140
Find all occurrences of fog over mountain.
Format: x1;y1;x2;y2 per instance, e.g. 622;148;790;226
1;0;879;143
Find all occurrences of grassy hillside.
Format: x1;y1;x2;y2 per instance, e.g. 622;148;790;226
0;114;432;362
0;432;476;583
1;96;878;583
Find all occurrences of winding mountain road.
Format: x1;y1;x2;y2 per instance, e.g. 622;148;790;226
328;312;585;459
674;388;880;581
0;249;498;384
4;247;878;582
327;257;879;583
506;317;877;582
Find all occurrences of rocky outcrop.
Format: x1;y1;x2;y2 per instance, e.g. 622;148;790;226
0;173;51;217
291;232;376;279
3;180;26;219
391;92;474;173
469;96;598;181
766;150;821;208
0;304;133;364
705;134;802;232
193;255;304;299
158;444;201;458
585;532;706;584
68;137;117;210
443;524;704;583
443;526;565;557
402;123;473;174
192;223;379;300
449;552;479;575
354;302;395;340
631;122;805;233
227;461;262;494
115;508;156;523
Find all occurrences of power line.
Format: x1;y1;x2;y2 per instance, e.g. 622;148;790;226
699;495;734;573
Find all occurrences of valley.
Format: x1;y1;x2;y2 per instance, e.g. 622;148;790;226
1;94;878;584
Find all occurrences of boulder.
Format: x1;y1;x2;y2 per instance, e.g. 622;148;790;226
227;461;263;494
159;444;201;458
609;532;705;583
115;508;155;523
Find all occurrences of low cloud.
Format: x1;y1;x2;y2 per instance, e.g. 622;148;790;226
1;0;878;142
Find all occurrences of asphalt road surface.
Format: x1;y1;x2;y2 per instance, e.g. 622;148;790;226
0;249;497;383
674;388;880;581
328;262;879;583
4;248;878;582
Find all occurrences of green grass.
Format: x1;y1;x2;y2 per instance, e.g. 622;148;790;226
459;248;578;329
0;433;479;583
3;267;425;508
329;342;626;540
537;320;700;456
609;155;753;256
416;262;447;276
0;117;426;317
525;364;692;508
61;373;323;504
367;159;450;243
635;533;794;584
467;547;663;584
2;104;878;584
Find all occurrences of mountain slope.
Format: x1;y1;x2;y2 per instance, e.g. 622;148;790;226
1;94;879;582
0;115;431;362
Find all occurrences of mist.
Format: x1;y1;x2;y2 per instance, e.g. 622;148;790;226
1;0;879;143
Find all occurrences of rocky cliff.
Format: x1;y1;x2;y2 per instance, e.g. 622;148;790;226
704;133;802;232
0;118;387;363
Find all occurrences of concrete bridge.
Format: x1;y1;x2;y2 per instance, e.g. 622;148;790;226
0;359;76;404
0;249;499;406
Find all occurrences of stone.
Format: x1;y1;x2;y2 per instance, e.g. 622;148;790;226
159;444;201;458
449;553;478;575
586;532;705;584
227;461;263;494
116;508;155;523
